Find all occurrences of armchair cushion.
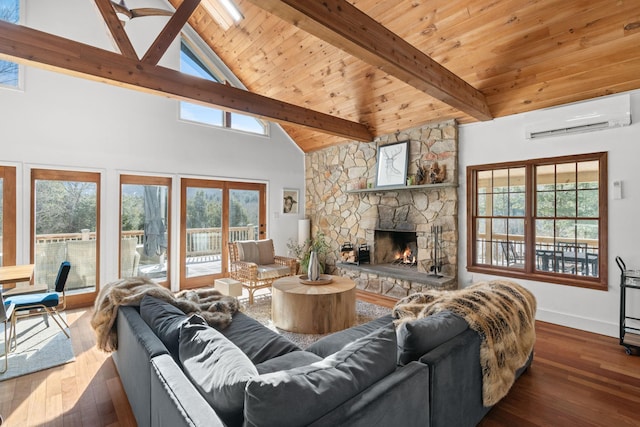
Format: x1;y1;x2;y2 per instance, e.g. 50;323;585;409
256;239;275;265
236;240;260;264
257;264;292;280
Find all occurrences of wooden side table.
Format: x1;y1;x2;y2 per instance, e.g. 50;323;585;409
272;275;356;334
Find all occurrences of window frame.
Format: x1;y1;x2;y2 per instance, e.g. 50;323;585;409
30;168;101;307
467;152;608;290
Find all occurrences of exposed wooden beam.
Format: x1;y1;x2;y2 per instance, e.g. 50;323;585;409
93;0;138;59
0;20;372;142
142;0;201;65
245;0;493;121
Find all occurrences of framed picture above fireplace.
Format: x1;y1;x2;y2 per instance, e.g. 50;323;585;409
376;140;409;187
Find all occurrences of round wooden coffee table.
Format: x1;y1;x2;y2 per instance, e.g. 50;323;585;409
272;275;356;334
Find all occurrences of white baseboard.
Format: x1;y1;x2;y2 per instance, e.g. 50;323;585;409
536;308;618;338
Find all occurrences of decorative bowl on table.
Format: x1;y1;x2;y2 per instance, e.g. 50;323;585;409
298;274;333;285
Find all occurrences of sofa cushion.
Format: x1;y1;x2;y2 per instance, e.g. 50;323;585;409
256;239;275;265
220;311;301;364
307;314;394;357
236;240;259;264
244;325;397;427
139;295;187;360
179;315;258;427
257;264;291;280
255;351;323;375
396;310;468;365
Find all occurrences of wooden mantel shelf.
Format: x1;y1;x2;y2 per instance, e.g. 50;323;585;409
345;182;458;194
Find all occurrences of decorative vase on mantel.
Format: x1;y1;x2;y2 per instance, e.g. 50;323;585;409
307;250;320;281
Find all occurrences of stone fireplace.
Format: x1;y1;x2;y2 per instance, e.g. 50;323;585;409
305;121;459;298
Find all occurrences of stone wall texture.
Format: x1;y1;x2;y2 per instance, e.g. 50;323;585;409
305;120;459;294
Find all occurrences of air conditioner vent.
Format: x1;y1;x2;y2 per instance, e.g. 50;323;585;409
524;94;631;140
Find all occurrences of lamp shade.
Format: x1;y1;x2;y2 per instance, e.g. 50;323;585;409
298;219;310;245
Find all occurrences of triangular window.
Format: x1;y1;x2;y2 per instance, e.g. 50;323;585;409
179;39;267;135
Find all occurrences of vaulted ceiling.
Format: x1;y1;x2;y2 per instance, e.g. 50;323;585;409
179;0;640;151
2;1;639;153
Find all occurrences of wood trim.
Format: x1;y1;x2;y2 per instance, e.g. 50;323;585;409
246;0;492;121
0;20;372;142
0;166;17;266
142;0;201;65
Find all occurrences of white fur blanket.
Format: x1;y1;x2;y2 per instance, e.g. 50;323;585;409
91;277;239;352
393;280;536;406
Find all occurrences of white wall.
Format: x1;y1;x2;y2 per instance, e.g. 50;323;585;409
459;89;640;337
1;0;305;288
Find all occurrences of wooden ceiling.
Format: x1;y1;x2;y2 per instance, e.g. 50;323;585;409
175;0;640;152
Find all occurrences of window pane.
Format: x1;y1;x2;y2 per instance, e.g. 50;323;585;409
536;164;555;191
556;190;577;217
121;184;169;282
477;193;488;216
556;163;576;190
493;193;508;216
537;190;555;217
492;169;508;193
229;189;260;242
0;0;20;88
230;112;267;135
185;187;222;278
509;192;525;216
180;102;224;126
578;160;599;189
34;179;98;293
577;189;598;217
477;170;492;194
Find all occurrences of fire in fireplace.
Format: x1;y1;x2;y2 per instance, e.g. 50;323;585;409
374;230;418;267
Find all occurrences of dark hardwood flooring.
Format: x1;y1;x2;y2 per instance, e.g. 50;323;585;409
1;293;639;426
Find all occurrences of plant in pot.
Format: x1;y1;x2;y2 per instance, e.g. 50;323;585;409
287;231;330;275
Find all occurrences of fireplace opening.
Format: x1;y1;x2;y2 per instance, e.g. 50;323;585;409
374;230;418;267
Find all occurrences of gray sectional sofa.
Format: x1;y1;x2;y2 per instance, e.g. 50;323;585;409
112;295;532;427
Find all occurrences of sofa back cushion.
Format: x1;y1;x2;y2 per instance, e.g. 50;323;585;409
220;311;301;364
256;239;275;265
140;295;187;360
244;325;397;427
179;315;258;427
396;310;468;365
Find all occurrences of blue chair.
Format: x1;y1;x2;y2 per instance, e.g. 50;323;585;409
5;261;71;350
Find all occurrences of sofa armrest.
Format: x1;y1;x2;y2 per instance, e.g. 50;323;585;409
229;261;258;281
308;362;431;427
419;329;488;427
112;306;168;427
150;354;225;427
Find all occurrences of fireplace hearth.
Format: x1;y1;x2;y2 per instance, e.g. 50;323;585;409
374;230;418;267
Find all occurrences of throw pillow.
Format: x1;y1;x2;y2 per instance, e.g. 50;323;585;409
139;295;187;360
244;325;397;427
179;315;258;427
396;310;468;365
256;239;275;265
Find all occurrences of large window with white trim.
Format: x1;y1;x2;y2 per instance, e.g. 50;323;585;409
467;152;608;290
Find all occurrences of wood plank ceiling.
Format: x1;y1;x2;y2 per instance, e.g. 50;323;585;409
176;0;640;152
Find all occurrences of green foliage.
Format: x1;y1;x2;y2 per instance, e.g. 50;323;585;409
35;180;97;234
287;231;330;273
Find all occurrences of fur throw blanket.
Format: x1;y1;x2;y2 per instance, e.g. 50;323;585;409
91;276;239;352
393;280;536;406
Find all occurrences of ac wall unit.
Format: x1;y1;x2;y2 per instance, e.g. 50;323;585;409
524;94;631;140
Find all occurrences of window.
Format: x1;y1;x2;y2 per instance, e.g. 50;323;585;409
120;175;171;285
179;40;267;135
0;0;20;88
0;166;16;266
468;152;607;290
180;178;265;289
32;169;101;305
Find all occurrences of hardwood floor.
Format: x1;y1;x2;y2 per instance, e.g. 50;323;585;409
1;298;639;426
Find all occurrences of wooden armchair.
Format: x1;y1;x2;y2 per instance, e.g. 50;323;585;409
228;239;297;304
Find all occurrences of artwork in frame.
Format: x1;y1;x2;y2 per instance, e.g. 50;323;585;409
375;141;409;187
282;188;299;214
